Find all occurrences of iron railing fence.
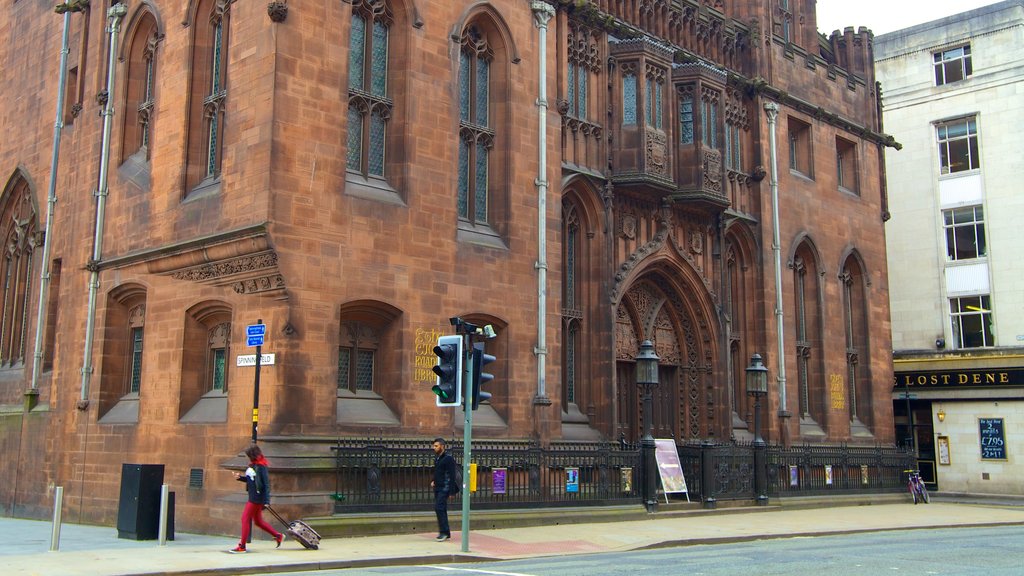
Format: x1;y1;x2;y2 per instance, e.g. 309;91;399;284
766;443;915;497
331;438;642;513
330;438;914;512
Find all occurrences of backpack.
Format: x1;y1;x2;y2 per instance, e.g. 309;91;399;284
451;460;462;495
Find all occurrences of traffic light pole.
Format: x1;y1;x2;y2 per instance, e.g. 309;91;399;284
460;332;473;553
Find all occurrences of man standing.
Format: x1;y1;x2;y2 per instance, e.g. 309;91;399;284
430;437;458;541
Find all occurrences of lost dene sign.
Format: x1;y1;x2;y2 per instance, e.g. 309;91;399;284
236;354;276;367
894;367;1024;389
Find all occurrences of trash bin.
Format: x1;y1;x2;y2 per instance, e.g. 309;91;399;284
116;463;164;540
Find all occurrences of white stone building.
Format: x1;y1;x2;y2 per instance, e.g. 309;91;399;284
876;0;1024;495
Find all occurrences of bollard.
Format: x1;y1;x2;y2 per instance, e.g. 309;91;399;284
158;484;169;545
49;486;64;552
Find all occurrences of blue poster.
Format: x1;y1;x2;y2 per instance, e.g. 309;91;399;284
566;467;579;493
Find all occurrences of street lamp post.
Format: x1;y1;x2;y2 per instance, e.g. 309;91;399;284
636;340;660;512
745;353;769;506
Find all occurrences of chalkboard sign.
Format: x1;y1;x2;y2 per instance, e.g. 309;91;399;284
979;418;1007;460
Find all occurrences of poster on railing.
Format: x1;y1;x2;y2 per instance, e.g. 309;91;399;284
493;468;507;494
566;467;579;493
654;439;689;502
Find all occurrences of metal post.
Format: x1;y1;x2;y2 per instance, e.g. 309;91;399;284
700;440;716;509
252;319;263;443
642;385;657;512
158;484;169;545
752;394;768;505
635;340;659;512
49;486;64;552
460;332;473;553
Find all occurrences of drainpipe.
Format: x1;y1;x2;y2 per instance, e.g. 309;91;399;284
763;102;788;440
531;1;555;402
79;2;128;406
30;2;74;393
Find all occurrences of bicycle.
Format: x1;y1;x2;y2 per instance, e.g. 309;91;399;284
905;469;929;504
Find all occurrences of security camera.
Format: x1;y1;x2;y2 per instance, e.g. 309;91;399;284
935;337;945;349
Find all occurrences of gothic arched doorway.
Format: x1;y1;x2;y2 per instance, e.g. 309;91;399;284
614;274;718;442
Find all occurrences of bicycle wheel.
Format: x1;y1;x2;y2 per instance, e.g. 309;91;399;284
918;483;929;504
909;482;919;504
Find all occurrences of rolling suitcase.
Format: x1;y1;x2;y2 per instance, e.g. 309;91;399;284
265;505;321;550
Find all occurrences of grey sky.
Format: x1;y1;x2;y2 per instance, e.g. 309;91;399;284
815;0;1002;36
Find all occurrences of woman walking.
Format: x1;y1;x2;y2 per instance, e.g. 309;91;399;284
231;445;285;553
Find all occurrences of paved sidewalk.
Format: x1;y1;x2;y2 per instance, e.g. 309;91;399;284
6;501;1024;576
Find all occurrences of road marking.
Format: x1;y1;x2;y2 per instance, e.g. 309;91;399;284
426;567;537;576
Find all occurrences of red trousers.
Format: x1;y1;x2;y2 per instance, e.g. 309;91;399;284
239;502;281;545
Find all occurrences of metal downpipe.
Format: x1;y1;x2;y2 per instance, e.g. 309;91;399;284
531;2;555;402
79;3;128;405
30;3;73;392
764;102;788;417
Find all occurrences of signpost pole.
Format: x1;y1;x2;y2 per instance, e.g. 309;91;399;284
460;332;473;553
250;319;264;444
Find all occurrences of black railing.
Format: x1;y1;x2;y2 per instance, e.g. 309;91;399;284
330;438;914;513
331;438;642;513
766;443;915;497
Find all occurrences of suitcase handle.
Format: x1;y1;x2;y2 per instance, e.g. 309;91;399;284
263;504;289;529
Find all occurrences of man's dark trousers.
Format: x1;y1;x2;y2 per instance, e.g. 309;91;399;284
434;490;450;537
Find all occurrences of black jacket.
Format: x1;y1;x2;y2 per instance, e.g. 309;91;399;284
237;463;272;505
433;451;458;494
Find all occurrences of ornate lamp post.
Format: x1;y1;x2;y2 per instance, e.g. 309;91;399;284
745;353;769;505
636;340;660;512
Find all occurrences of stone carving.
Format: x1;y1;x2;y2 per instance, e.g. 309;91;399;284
620;212;637;240
646;130;668;177
172;251;279;283
231;275;286;295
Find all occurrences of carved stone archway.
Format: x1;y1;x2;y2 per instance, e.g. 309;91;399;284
614;274;715;442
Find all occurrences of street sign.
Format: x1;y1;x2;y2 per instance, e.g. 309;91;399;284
237;354;275;367
247;324;266;337
247;334;265;347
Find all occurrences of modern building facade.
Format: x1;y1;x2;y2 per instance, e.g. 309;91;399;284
0;0;896;534
876;0;1024;494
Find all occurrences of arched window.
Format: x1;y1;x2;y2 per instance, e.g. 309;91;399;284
121;9;160;165
457;25;495;228
179;301;232;423
98;283;148;423
792;243;825;432
0;176;37;368
207;322;230;392
562;203;581;409
184;0;230;195
841;255;872;431
347;0;392;180
126;304;146;394
337;301;402;427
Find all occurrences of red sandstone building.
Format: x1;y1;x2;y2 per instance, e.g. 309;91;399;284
0;1;897;533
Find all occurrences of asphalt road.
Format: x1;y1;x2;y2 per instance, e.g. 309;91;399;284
279;524;1024;576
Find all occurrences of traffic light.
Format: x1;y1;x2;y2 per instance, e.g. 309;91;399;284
432;335;463;407
470;342;495;411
